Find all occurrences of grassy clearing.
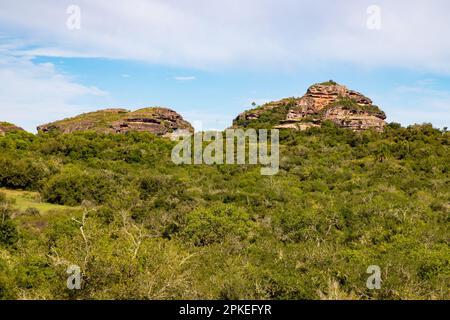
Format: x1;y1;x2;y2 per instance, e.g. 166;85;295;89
0;188;75;214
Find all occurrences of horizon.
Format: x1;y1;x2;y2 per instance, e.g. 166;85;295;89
1;1;450;132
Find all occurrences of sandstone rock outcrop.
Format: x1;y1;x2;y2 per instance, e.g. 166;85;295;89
233;81;387;132
0;122;24;135
37;107;193;138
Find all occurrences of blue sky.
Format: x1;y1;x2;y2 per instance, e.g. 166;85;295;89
1;0;449;132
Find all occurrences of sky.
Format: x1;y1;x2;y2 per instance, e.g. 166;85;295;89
0;0;449;132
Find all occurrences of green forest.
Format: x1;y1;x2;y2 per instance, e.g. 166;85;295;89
0;122;448;299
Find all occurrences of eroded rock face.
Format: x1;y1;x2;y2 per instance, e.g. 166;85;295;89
233;81;387;132
323;107;386;131
274;122;320;130
37;107;193;138
0;122;24;135
286;83;373;120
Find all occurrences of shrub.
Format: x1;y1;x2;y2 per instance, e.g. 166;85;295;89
0;220;19;247
0;123;448;299
183;204;254;246
320;80;337;86
0;259;16;299
0;156;50;190
138;174;183;199
42;167;118;206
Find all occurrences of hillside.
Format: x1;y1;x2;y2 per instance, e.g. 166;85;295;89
0;123;448;299
0;122;24;135
233;81;386;131
37;107;193;138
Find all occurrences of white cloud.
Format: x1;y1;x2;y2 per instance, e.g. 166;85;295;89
0;47;109;132
1;0;450;72
173;76;196;81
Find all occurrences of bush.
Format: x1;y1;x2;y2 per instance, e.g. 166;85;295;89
0;259;16;299
0;125;448;299
183;204;254;246
0;156;50;190
138;174;183;199
42;167;119;206
0;220;19;247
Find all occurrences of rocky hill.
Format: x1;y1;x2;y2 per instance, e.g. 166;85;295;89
0;122;24;135
233;81;387;131
37;107;193;138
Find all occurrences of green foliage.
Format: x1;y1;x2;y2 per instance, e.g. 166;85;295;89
0;209;19;247
319;80;337;86
138;174;184;200
0;125;448;299
234;102;292;129
0;258;17;299
42;167;119;206
0;221;18;246
0;122;15;127
183;204;254;246
0;156;50;190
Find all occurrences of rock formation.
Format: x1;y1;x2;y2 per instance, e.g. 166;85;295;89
37;107;193;138
0;122;25;135
233;81;387;132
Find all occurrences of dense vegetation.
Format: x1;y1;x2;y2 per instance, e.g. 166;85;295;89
0;123;448;299
233;100;293;129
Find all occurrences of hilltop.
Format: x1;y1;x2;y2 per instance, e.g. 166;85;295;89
233;81;387;131
0;122;24;135
37;107;193;138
